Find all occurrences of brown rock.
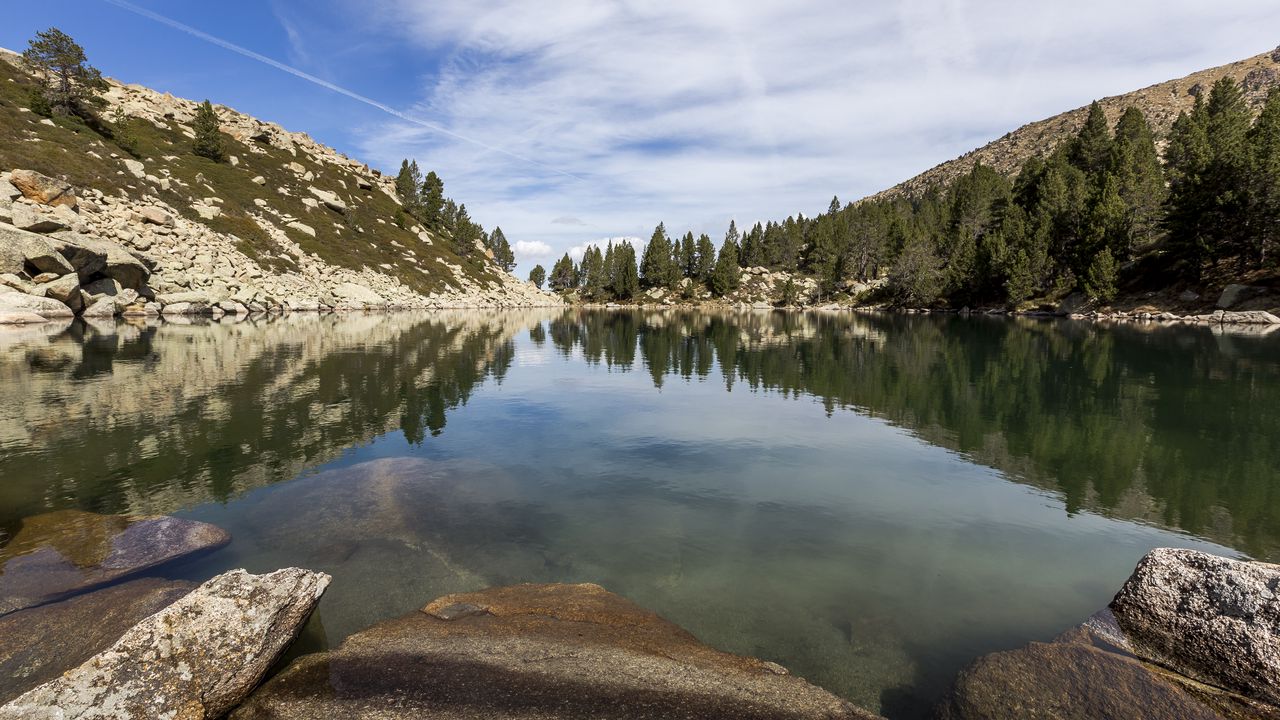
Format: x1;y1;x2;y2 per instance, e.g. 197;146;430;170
0;578;193;704
0;509;231;616
233;582;879;719
8;170;77;209
40;273;81;312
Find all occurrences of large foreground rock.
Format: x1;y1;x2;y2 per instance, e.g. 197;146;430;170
0;578;193;704
936;610;1277;719
1110;548;1280;706
233;582;879;719
7;170;77;208
0;568;330;720
0;509;230;615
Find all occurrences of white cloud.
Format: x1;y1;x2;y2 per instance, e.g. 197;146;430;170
513;239;553;258
345;0;1280;275
567;237;643;262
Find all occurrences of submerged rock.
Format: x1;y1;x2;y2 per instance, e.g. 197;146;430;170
0;509;230;615
0;568;330;720
233;582;879;719
0;578;193;704
1110;548;1280;706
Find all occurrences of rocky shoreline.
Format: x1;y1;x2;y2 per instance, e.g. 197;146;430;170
1;503;1278;719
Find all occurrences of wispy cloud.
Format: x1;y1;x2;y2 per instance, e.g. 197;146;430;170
340;0;1280;275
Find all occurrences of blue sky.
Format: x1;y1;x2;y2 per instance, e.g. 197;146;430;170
5;1;1280;276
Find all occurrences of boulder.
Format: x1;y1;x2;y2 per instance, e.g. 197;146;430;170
0;293;74;319
40;273;81;312
233;582;878;719
83;276;123;298
0;509;231;616
0;578;193;704
0;224;76;277
332;282;384;308
7;170;77;208
80;296;116;318
1217;284;1267;309
1111;548;1280;706
307;187;347;214
0;311;47;325
287;221;315;237
122;158;146;180
137;206;174;227
47;233;148;288
936;616;1267;720
0;568;330;720
156;290;213;305
9;204;70;234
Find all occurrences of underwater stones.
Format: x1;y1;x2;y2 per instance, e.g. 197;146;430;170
0;578;194;704
0;568;330;720
0;509;230;616
1110;548;1280;705
233;582;880;719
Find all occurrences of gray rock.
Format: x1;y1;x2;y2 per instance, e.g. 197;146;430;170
0;578;193;704
8;170;77;209
332;282;383;308
47;233;148;289
9;204;70;234
122;159;146;180
81;296;116;318
1111;548;1280;705
0;568;329;720
233;582;877;720
0;311;47;325
307;187;347;214
0;509;231;616
137;206;174;227
0;224;76;276
156;290;212;305
0;293;74;319
40;274;81;312
161;301;213;316
1217;284;1267;309
1179;290;1201;303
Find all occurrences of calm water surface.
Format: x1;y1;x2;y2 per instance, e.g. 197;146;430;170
2;310;1278;718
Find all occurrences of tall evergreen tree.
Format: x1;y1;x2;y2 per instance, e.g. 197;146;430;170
396;160;424;216
1109;106;1166;252
22;28;105;117
550;253;576;291
192;100;224;162
680;231;697;278
695;233;717;281
1249;87;1280;267
1070;101;1113;178
488;227;516;272
613;242;641;299
528;264;546;289
710;237;741;296
640;223;677;288
421;171;445;229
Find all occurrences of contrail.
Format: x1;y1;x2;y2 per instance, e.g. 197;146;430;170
99;0;586;182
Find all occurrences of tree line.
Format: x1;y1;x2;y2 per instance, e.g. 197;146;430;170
536;77;1279;306
393;160;516;271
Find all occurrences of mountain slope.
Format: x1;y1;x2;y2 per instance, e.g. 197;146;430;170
0;47;557;310
870;45;1280;201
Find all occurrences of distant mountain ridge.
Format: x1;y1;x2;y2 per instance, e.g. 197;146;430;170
869;45;1280;201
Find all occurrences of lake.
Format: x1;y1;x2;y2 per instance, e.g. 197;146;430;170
2;309;1277;718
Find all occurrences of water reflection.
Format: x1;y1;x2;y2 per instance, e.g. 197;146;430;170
2;310;1278;717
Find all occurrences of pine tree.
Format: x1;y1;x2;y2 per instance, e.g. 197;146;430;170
109;106;138;157
1070;101;1113;178
190;100;225;162
421;171;445;229
396;160;424;216
528;264;547;289
1110;107;1166;251
1249;87;1280;267
695;233;716;281
1084;248;1119;303
710;237;741;296
888;233;943;306
22;28;105;118
488;227;516;272
613;242;640;299
680;231;696;278
640;223;677;288
550;253;576;291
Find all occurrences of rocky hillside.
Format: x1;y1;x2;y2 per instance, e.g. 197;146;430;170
0;47;559;319
871;45;1280;200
